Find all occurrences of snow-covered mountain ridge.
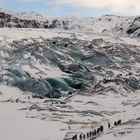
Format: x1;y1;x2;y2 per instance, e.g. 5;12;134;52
0;8;140;38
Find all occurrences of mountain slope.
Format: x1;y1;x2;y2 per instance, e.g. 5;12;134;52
0;8;140;140
1;8;140;38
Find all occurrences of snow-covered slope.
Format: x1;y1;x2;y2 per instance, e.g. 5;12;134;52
113;16;140;38
0;8;140;140
1;8;140;38
0;8;47;21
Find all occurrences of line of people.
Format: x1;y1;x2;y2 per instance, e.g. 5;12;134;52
71;119;122;140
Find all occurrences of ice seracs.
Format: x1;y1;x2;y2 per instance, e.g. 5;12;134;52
0;8;140;140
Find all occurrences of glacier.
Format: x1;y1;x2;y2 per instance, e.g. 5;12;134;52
0;8;140;140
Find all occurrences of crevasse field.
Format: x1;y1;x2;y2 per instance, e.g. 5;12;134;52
0;8;140;140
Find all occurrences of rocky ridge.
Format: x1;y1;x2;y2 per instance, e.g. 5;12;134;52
0;8;140;38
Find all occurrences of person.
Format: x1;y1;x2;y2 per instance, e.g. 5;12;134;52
79;134;82;139
100;125;104;132
117;119;122;125
83;134;85;139
114;121;117;126
87;132;89;138
97;127;100;134
72;134;77;140
108;122;111;128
